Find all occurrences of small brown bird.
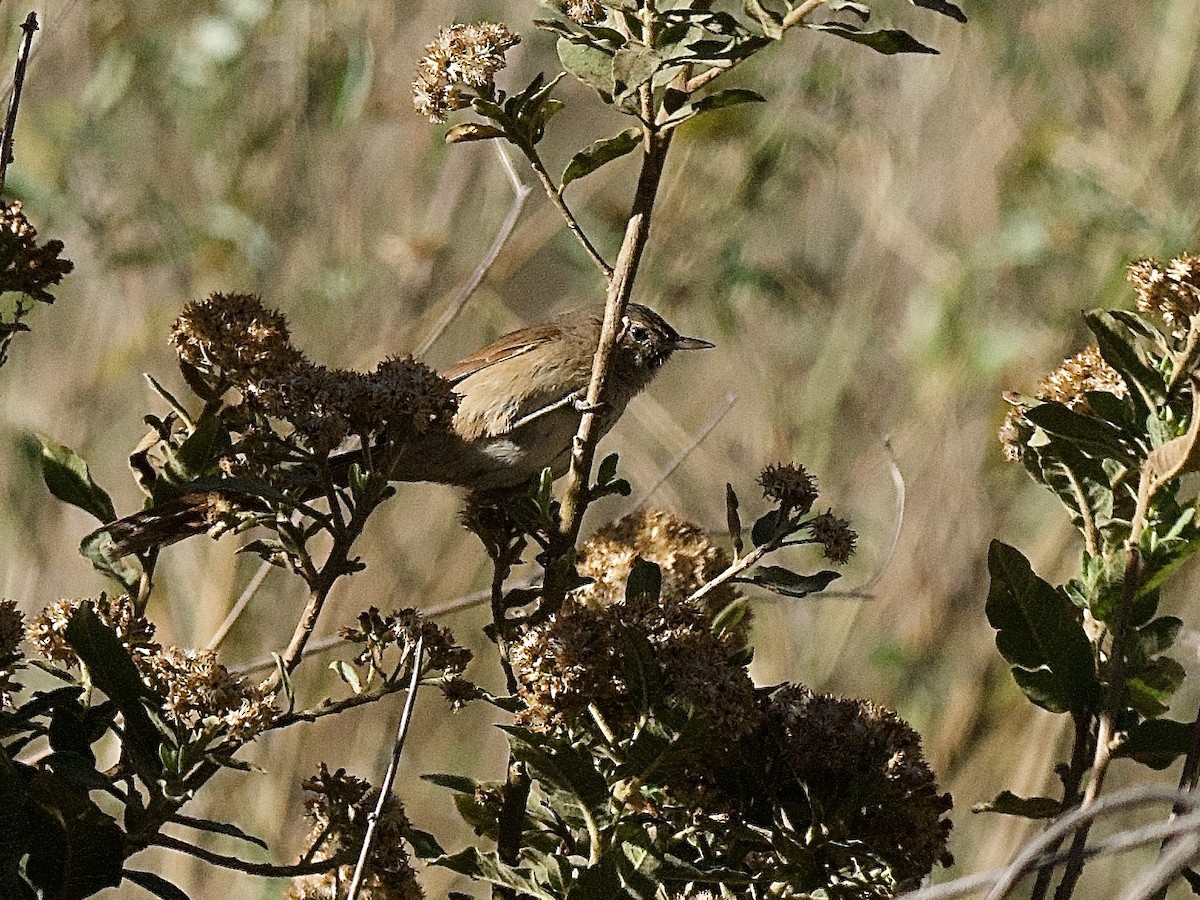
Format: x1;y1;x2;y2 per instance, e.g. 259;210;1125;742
97;303;712;556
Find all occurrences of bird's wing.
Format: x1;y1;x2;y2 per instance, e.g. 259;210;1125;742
441;323;561;384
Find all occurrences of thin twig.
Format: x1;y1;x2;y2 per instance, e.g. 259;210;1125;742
1121;832;1200;900
519;143;612;278
622;393;737;514
150;832;355;877
1146;701;1200;900
681;0;824;96
903;805;1200;899
817;436;904;599
0;11;37;198
982;786;1200;900
206;561;273;651
346;635;425;900
414;144;532;357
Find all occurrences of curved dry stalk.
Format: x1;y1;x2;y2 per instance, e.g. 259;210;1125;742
206;560;273;651
414;143;532;357
816;436;903;600
981;786;1200;900
902;805;1200;899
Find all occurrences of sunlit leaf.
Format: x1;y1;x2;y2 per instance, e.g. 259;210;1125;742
562;128;641;189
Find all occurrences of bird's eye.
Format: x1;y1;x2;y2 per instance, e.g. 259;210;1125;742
628;322;650;344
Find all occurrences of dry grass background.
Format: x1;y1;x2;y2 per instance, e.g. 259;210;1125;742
2;1;1200;897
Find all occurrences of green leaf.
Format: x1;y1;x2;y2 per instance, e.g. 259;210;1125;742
912;0;967;23
173;816;268;851
625;556;662;606
329;660;363;695
597;452;620;486
1126;656;1186;718
561;127;641;189
421;772;481;795
1033;444;1115;537
445;122;507;144
751;508;786;546
407;828;445;860
748;566;840;598
1114;718;1194;770
64;603;162;779
24;771;124;899
612;45;660;96
712;597;749;636
972;790;1061;819
123;870;191;900
503;727;610;812
1085;310;1166;415
164;412;229;485
807;23;939;55
432;848;556;899
37;436;117;524
985;541;1100;715
557;38;615;96
725;483;743;556
662;88;766;128
618;626;665;714
1023;403;1130;458
1129;616;1183;663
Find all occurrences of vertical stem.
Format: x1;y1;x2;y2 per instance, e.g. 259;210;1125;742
0;12;37;198
556;129;672;547
1056;476;1153;898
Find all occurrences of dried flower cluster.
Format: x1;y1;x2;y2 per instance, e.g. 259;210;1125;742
998;345;1129;462
809;510;858;564
0;201;73;302
171;293;457;454
286;764;423;900
25;594;275;741
0;599;24;707
1036;346;1128;412
412;22;520;123
511;510;757;740
340;606;472;680
759;461;819;514
566;1;605;25
761;685;954;884
1128;253;1200;340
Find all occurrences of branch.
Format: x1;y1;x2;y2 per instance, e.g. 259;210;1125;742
206;560;272;651
0;12;37;198
519;143;612;278
557;128;673;548
979;787;1200;900
149;832;355;877
903;804;1200;899
346;635;424;900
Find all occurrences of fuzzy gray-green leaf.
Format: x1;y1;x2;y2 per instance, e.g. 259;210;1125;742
561;127;641;189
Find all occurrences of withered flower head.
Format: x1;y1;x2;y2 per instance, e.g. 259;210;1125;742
0;201;73;302
766;685;953;882
26;594;156;665
566;1;605;25
0;599;24;707
511;510;758;744
439;675;485;711
759;462;819;514
998;345;1128;462
1128;254;1200;340
287;764;422;900
413;22;520;123
172;292;304;393
340;607;472;680
141;647;276;741
26;594;274;741
808;511;857;564
1037;346;1128;412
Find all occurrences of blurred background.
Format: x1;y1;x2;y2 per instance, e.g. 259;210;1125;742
1;0;1199;896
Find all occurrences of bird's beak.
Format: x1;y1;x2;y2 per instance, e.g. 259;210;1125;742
672;335;715;351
